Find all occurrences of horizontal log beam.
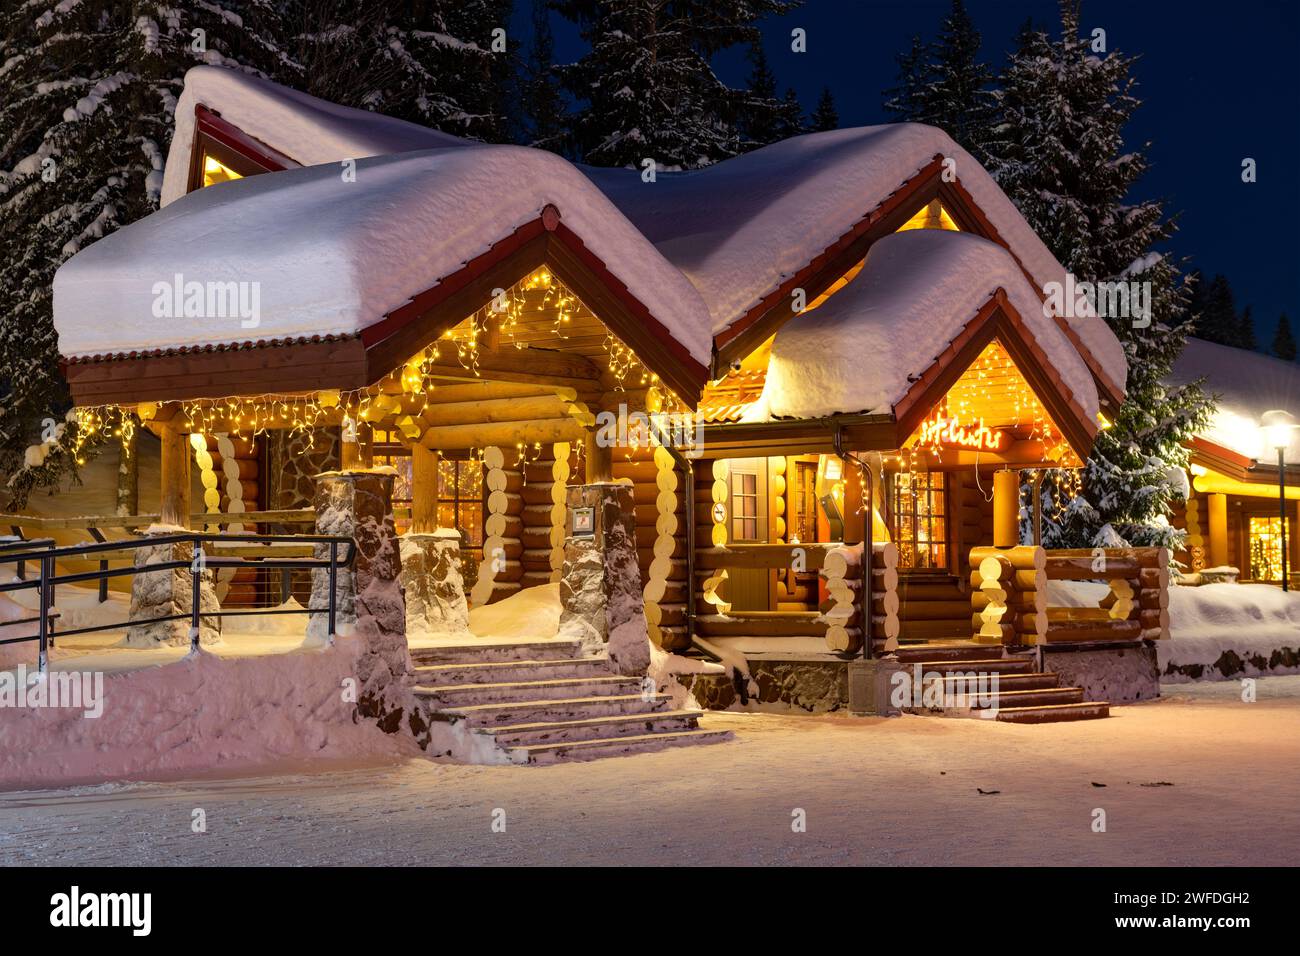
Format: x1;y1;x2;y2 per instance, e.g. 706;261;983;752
421;417;585;450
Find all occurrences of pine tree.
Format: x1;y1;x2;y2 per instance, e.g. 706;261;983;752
737;43;801;150
1273;314;1297;361
286;0;517;143
996;1;1212;550
810;86;838;132
779;88;806;138
519;0;568;152
1189;274;1243;346
1237;304;1257;351
0;1;289;506
555;0;793;168
883;1;995;162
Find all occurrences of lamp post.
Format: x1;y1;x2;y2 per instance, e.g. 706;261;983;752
1261;410;1296;591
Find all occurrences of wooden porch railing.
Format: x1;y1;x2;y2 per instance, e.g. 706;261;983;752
693;542;873;654
970;545;1170;645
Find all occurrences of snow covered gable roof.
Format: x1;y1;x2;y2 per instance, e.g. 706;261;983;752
160;67;470;206
1169;338;1300;461
584;125;1128;400
748;229;1101;439
54;144;714;383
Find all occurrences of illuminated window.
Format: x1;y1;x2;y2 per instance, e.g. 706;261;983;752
371;430;413;534
439;458;484;560
1248;515;1285;582
731;471;759;541
202;154;244;188
893;471;948;570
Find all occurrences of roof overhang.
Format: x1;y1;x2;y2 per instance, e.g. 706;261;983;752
710;157;1128;415
61;205;710;410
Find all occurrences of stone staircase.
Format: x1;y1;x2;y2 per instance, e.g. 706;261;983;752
895;644;1110;723
411;639;731;764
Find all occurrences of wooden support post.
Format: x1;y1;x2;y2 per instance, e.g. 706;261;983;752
411;444;439;535
993;469;1020;548
159;427;190;529
358;420;374;468
585;428;612;483
1207;492;1228;568
341;415;363;469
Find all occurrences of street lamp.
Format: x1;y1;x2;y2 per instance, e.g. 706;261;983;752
1261;409;1296;591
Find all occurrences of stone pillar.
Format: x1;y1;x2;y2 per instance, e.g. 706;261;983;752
310;471;411;734
125;536;221;647
993;469;1020;548
399;528;470;638
557;482;651;674
1207;492;1228;568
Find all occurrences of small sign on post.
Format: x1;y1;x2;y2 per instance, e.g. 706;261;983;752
571;507;595;539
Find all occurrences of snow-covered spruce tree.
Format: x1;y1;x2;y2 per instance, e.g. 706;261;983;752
737;43;801;150
284;0;517;143
883;0;996;164
809;85;837;132
994;1;1212;550
554;0;793;168
0;1;289;507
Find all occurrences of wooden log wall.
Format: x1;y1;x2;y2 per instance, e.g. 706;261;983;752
622;445;689;650
951;470;989;574
194;433;264;607
968;545;1047;645
869;541;900;653
821;544;865;653
518;442;572;590
470;445;525;606
1043;547;1170;642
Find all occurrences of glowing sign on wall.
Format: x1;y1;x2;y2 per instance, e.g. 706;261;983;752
916;414;1006;452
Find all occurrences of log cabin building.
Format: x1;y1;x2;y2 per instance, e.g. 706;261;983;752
39;67;1201;727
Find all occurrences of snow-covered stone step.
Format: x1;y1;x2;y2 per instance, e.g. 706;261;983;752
508;728;733;764
480;709;705;747
408;640;583;667
994;700;1110;724
415;675;645;708
439;692;676;728
414;657;607;686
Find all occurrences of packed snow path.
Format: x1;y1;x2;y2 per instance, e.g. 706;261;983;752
2;678;1296;866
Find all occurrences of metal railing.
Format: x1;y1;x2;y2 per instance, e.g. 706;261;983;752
0;532;355;673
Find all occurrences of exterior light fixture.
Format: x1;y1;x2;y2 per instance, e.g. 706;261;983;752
1260;409;1296;591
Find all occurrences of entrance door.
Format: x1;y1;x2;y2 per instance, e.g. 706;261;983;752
723;458;770;611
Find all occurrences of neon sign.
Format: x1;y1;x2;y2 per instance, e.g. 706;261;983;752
916;415;1006;452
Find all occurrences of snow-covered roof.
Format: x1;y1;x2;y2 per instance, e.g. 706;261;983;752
745;229;1100;423
1169;338;1300;460
584;125;1126;387
56;66;1127;409
56;145;714;366
160;67;469;206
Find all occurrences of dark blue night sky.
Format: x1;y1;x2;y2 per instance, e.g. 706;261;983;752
522;0;1300;345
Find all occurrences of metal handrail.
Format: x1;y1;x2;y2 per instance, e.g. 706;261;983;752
0;532;355;673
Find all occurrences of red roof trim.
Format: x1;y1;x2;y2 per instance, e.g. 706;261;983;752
62;332;359;365
713;155;947;352
194;104;297;173
1189;435;1257;470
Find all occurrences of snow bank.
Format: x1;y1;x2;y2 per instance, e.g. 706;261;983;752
1049;579;1300;683
586;123;1127;390
1168;338;1300;460
747;229;1099;421
56;144;713;366
468;582;562;640
160;66;468;206
0;635;412;791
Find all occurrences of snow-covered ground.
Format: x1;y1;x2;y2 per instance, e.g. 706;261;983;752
2;676;1296;867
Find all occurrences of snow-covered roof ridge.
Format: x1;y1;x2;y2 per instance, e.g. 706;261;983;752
584;123;1126;394
1169;338;1300;460
747;229;1100;423
56;144;714;367
160;66;471;206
